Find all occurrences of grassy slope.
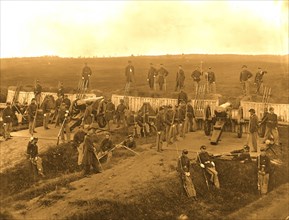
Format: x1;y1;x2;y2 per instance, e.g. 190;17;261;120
1;55;288;103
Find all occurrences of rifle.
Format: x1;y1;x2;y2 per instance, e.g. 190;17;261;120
197;152;210;190
57;117;67;145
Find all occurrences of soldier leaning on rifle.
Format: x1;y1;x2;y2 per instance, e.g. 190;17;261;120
207;67;216;93
248;108;259;152
231;145;252;163
257;146;271;195
177;89;188;104
82;63;92;89
198;145;220;189
157;64;169;91
191;66;202;94
82;125;102;176
175;65;185;92
147;63;157;90
254;67;267;94
239;65;253;96
3;102;13;141
186;102;195;132
105;98;115;130
177;149;197;200
26;137;45;178
28;98;38;135
125;60;135;93
34;80;42;106
155;106;166;152
58;103;71;143
116;99;127;128
42;95;52;130
262;107;280;146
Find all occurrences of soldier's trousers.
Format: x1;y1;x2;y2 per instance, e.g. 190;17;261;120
156;131;164;151
264;127;279;145
159;82;164;91
61;123;71;142
3;122;12;139
84;156;101;174
193;81;199;94
35;94;41;106
43;113;50;129
241;81;250;96
206;167;220;189
125;82;131;93
248;131;258;152
209;82;216;93
258;173;269;194
29;121;35;135
256;82;263;94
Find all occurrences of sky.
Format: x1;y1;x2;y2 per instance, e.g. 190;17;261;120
0;0;288;58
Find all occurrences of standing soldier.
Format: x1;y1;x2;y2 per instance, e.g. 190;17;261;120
147;63;157;90
28;98;38;135
186;102;195;132
3;102;13;141
257;146;271;195
157;64;169;91
254;67;267;94
125;60;135;93
116;99;127;128
207;67;216;93
191;66;202;94
58;103;71;143
63;95;71;109
82;63;92;89
155;106;166;152
34;80;42;106
42;95;52;130
82;124;102;176
259;107;268;138
247;109;259;152
105;98;115;130
177;89;188;104
175;65;185;92
178;101;187;138
198;145;220;189
263;107;280;146
239;65;253;96
57;82;64;97
165;105;175;146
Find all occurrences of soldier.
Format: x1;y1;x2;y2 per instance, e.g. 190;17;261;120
165;105;175;145
157;64;169;91
82;63;92;89
26;137;45;178
58;103;71;143
63;95;71;109
3;102;13;141
207;67;216;93
73;126;87;148
104;98;115;130
57;82;64;97
135;110;147;137
42;95;52;130
257;146;271;195
185;102;195;132
198;145;220;189
82;125;102;176
263;107;279;146
175;65;185;92
116;99;127;128
239;65;253;96
155;106;166;152
178;101;187;138
191;66;202;94
231;145;252;163
147;63;157;90
125;60;135;93
123;134;137;149
247;109;259;152
177;89;188;104
99;133;114;153
177;149;197;200
254;67;267;94
34;80;42;106
28;98;38;135
259;107;268;138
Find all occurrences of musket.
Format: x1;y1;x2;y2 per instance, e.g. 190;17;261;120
121;144;140;155
57;116;67;145
197;152;210;190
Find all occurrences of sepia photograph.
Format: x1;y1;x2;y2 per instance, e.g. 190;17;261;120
0;1;288;220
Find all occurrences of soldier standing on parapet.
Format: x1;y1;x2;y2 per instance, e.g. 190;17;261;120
175;65;185;92
207;67;216;93
191;66;202;94
82;63;92;89
147;63;157;90
239;65;253;96
125;60;135;93
254;67;267;94
157;64;169;91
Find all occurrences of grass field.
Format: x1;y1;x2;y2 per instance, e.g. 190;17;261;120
1;54;288;103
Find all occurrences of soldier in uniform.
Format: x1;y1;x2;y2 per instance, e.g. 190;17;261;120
125;60;135;93
263;107;279;146
175;65;185;92
82;125;102;176
58;103;71;143
82;63;92;89
104;98;115;130
147;63;157;90
239;65;253;96
155;106;166;152
185;102;195;132
257;146;271;195
165;105;175;145
123;134;137;149
116;99;127;128
3;102;13;140
135;110;148;137
231;145;252;163
11;101;23;125
178;101;186;138
63;95;71;109
198;145;220;189
157;64;169;91
191;66;202;94
254;67;267;94
100;133;114;153
34;80;42;106
57;82;64;97
259;107;268;138
177;89;188;104
207;67;216;93
42;95;52;130
28;98;38;135
247;109;259;152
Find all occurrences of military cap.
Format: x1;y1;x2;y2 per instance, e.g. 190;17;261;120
159;106;165;111
258;67;261;69
269;107;274;111
243;145;250;150
31;98;36;101
120;99;124;103
249;108;255;113
182;149;188;154
242;65;247;68
260;146;266;151
179;65;182;67
200;145;207;150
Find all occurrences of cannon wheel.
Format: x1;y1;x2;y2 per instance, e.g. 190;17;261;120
237;106;243;138
204;105;212;136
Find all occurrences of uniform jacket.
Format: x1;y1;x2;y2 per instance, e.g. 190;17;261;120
34;84;42;95
255;71;265;83
147;67;157;79
28;103;37;122
125;65;135;82
178;91;188;104
178;155;190;173
257;155;271;173
260;111;269;125
3;107;14;123
198;151;214;168
82;134;97;166
124;139;136;149
155;112;166;131
249;114;259;133
265;113;278;129
116;104;127;116
82;66;92;79
157;67;169;83
176;69;185;82
165;109;174;126
42;99;52;114
186;104;195;118
208;71;216;83
191;70;202;82
240;70;253;82
27;142;38;158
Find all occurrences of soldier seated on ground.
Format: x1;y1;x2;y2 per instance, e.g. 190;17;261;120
231;145;252;163
122;134;137;149
100;133;114;153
